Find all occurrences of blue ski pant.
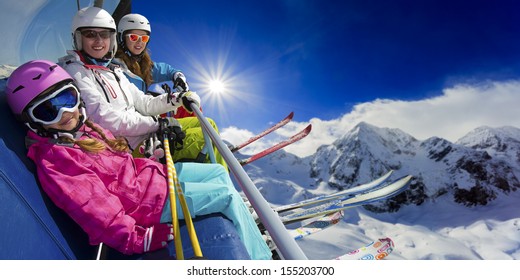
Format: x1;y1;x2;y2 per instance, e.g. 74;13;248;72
160;162;272;260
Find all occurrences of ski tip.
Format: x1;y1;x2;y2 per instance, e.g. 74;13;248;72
335;237;395;260
402;174;413;183
287;111;294;119
387;175;413;192
304;124;312;132
391;174;413;184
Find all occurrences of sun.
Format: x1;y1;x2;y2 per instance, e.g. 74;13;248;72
209;79;226;94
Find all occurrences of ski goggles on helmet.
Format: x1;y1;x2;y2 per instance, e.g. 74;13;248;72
126;33;150;43
81;29;114;39
27;83;81;125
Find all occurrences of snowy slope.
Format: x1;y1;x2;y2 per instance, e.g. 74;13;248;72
243;123;520;260
0;65;15;92
0;65;16;79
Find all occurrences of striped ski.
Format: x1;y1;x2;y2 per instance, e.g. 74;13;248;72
265;210;344;256
229;112;294;152
280;175;413;224
239;124;312;166
274;170;394;214
335;237;394;260
289;210;344;240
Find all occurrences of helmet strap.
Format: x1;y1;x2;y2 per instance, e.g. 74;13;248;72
81;51;113;67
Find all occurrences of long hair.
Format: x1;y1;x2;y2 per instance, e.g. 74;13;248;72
115;47;154;86
58;119;130;153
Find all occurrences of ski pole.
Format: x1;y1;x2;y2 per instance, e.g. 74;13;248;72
96;243;103;260
161;118;203;259
162;127;183;259
189;103;308;260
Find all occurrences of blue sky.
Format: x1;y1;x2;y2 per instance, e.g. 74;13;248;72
134;0;520;132
2;0;520;157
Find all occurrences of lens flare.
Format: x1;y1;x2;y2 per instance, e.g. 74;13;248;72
209;79;225;94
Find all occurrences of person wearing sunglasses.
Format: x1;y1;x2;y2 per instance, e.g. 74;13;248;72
57;7;201;155
5;59;272;260
114;13;227;167
115;13;185;107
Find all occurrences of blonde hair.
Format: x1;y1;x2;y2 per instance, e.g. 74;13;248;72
115;47;154;86
58;120;130;153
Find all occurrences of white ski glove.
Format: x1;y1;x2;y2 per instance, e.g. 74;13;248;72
169;91;201;112
138;133;164;162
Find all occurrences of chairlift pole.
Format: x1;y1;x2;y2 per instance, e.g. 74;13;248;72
190;103;308;260
93;0;104;8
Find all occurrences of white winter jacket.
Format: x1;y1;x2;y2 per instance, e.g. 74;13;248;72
58;51;178;149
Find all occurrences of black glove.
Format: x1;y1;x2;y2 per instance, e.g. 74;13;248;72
176;91;200;112
161;83;172;95
158;117;186;152
173;71;189;92
139;133;164;162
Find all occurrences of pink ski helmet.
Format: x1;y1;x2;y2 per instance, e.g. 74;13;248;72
6;60;74;118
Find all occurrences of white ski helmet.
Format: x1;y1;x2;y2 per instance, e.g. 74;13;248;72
72;7;117;58
117;13;151;46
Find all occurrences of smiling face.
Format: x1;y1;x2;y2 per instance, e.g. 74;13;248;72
81;28;113;59
43;110;81;131
29;83;83;132
124;29;149;56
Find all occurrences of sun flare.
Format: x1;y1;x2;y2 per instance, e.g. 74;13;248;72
177;29;262;125
209;79;226;94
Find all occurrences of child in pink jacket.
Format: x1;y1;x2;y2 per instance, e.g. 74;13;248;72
5;60;271;260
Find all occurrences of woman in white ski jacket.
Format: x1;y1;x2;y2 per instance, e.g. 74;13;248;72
59;6;200;150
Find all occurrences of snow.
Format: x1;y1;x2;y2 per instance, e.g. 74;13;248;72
270;188;519;261
294;191;520;260
0;65;16;80
238;123;520;267
242;158;519;277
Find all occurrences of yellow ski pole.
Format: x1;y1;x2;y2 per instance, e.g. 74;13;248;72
163;134;183;259
162;119;203;259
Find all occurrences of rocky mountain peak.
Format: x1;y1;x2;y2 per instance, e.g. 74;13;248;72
249;123;520;212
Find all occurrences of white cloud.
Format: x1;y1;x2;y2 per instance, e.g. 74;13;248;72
220;126;273;155
223;79;520;158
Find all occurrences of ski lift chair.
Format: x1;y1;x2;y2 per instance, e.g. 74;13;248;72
0;83;249;260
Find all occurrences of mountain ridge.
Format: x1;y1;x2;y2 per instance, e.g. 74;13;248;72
246;122;520;211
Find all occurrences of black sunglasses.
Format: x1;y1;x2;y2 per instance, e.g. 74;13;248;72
80;30;113;39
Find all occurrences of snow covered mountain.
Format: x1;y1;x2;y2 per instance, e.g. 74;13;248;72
247;122;520;209
243;122;520;259
0;65;16;79
0;65;15;93
312;122;519;209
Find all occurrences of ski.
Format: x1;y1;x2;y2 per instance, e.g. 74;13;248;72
335;237;394;260
239;124;312;166
270;234;394;260
229;112;294;152
280;175;412;224
290;210;344;240
255;170;393;226
274;170;394;214
264;210;343;257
